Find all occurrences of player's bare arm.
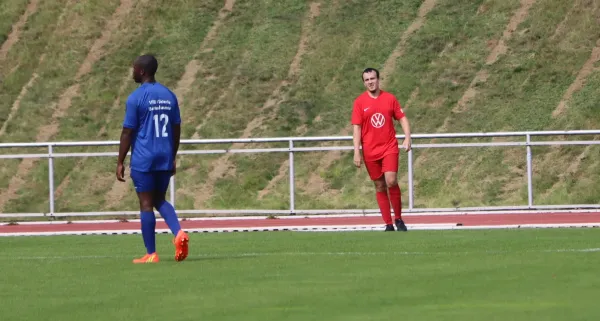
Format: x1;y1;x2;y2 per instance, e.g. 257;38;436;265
352;124;362;167
116;127;134;182
399;116;411;152
172;123;181;175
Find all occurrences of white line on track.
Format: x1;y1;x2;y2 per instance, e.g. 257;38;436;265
2;248;599;261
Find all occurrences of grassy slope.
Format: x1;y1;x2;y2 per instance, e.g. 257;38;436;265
0;0;599;216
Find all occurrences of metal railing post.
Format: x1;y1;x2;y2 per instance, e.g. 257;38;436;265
289;139;295;215
48;145;55;217
526;134;533;207
408;148;414;210
169;176;175;207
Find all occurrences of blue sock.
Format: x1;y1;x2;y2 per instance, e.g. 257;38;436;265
155;200;181;235
140;211;156;254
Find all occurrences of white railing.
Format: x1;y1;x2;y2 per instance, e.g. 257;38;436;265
1;130;600;218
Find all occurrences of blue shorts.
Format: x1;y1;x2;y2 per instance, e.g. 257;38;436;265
130;169;172;194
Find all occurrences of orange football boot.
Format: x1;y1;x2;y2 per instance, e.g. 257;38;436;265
132;252;160;264
173;230;189;262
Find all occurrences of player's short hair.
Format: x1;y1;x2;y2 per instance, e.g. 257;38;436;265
135;54;158;76
362;67;379;80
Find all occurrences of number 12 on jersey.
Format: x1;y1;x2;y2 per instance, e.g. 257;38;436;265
153;114;169;137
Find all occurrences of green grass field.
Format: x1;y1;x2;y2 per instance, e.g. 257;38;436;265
1;229;599;320
1;0;600;218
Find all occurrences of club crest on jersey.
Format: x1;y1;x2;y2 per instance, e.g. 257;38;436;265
370;113;385;128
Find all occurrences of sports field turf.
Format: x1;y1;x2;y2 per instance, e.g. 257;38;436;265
1;229;598;320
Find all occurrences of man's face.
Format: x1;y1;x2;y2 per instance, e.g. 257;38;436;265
132;64;144;83
362;71;379;93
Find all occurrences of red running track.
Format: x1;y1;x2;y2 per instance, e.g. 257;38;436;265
2;212;600;235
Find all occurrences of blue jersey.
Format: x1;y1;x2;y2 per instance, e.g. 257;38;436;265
123;82;181;172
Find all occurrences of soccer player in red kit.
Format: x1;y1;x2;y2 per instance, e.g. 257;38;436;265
351;68;411;231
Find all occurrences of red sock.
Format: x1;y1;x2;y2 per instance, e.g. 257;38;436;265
376;191;393;225
388;184;402;220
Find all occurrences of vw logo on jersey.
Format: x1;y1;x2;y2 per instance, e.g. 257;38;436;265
370;113;385;128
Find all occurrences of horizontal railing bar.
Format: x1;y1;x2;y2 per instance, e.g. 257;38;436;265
1;130;600;148
0;153;51;159
529;141;600;146
3;140;600;159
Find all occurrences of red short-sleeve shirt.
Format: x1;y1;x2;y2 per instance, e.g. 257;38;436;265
351;90;405;161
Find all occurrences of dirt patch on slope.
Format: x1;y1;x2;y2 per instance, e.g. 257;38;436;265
172;0;236;108
486;0;536;65
0;72;39;136
550;0;578;40
380;0;436;88
414;0;536;172
191;50;249;138
552;39;600;117
39;0;135;141
0;0;134;212
197;2;320;207
437;0;536;132
0;0;39;62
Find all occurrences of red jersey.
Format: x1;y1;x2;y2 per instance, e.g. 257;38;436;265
351;90;405;161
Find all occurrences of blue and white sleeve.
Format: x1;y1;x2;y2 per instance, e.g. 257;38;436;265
123;95;138;129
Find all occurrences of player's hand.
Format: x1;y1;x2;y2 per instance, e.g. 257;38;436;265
353;152;362;168
172;160;177;176
116;162;125;182
402;138;412;152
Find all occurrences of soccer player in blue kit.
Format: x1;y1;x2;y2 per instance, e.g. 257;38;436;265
116;54;189;264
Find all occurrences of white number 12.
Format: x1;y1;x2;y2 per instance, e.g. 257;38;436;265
153;114;169;137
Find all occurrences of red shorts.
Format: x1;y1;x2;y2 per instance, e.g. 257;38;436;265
364;153;399;180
